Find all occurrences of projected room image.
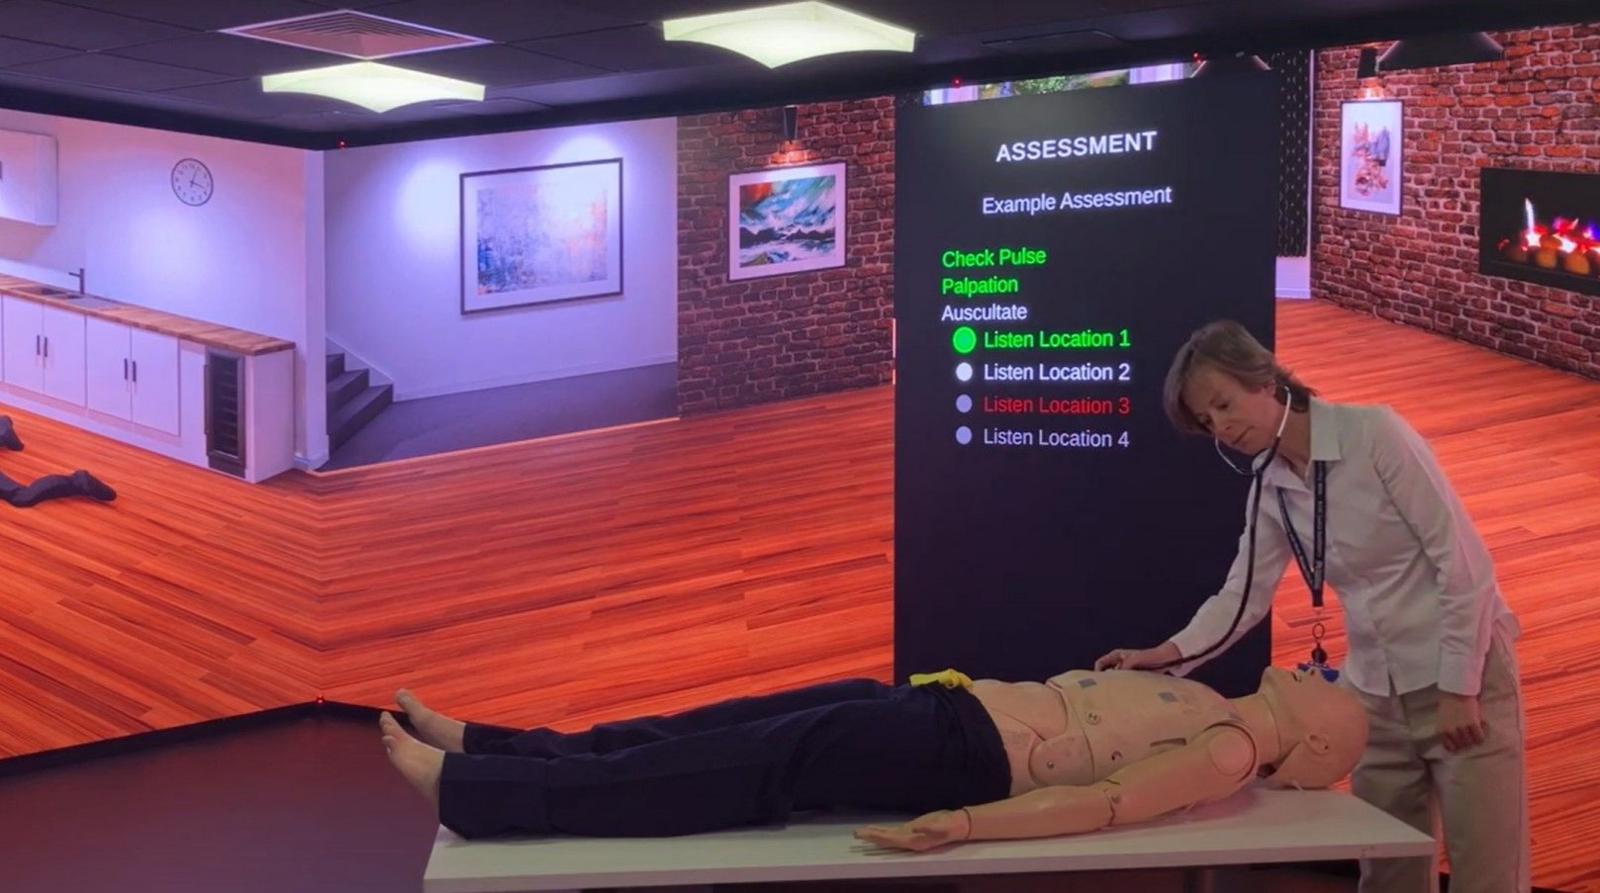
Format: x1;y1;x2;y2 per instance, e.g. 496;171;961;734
0;2;1596;893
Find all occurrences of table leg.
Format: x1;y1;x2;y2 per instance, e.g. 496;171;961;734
1182;867;1218;893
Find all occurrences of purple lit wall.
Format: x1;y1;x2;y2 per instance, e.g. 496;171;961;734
0;108;325;460
323;117;678;403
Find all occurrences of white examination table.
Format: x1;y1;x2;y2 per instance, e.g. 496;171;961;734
424;786;1433;892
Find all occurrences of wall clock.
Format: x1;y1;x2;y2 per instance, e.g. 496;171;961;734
172;157;214;206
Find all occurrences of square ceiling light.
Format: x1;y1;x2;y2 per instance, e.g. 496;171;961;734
262;61;484;113
662;1;915;68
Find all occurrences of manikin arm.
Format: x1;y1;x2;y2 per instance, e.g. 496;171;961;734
855;724;1257;852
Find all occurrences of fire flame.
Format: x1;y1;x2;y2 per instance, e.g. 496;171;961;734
1513;199;1599;258
1503;198;1600;277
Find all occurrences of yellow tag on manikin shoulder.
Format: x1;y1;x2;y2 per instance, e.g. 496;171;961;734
909;668;974;690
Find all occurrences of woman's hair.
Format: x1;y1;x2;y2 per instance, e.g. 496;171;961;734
1162;320;1316;436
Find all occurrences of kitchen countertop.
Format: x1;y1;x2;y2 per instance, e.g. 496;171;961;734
0;273;295;357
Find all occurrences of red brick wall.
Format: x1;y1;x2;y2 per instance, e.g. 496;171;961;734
677;98;895;415
1313;24;1600;379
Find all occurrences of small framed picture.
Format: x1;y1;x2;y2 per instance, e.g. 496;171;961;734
728;161;846;280
1339;100;1403;216
460;158;623;314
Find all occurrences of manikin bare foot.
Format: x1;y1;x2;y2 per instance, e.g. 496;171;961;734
381;712;443;809
396;689;467;753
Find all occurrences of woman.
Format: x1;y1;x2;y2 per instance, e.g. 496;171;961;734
1096;320;1528;893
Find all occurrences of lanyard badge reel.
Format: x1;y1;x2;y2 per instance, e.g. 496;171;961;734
1284;461;1339;683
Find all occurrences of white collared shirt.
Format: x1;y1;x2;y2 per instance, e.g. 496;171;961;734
1168;398;1519;697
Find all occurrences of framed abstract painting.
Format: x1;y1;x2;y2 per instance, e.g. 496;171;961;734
461;158;623;314
1339;100;1403;216
728;162;846;280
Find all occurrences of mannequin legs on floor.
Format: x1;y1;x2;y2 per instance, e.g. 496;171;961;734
0;416;117;508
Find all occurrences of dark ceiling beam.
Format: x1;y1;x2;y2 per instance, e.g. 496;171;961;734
0;0;1592;150
0;84;331;149
333;0;1598;150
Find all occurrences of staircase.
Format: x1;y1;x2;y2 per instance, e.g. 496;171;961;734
326;351;393;451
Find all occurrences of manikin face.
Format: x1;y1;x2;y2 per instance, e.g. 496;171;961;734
1259;664;1330;697
1181;364;1285;456
1256;666;1319;772
1254;664;1366;787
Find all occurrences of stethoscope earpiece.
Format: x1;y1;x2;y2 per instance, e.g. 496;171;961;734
1213;384;1294;477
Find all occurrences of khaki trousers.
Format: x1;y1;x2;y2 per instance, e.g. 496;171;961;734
1345;631;1530;893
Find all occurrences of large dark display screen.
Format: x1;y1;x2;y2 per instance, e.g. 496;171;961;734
894;75;1279;695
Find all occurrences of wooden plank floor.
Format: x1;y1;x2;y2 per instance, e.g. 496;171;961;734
1;299;1596;890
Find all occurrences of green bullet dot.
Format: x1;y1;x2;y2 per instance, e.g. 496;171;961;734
952;327;977;354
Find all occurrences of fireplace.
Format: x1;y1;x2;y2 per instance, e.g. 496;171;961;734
1480;167;1600;296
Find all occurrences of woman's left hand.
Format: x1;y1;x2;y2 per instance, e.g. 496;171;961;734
855;809;969;851
1437;692;1485;752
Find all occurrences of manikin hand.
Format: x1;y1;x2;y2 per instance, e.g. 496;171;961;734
855;809;969;851
1436;691;1485;752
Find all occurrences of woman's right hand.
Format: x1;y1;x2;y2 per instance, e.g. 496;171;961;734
1094;642;1180;671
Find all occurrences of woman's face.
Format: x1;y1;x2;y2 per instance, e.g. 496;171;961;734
1182;364;1283;455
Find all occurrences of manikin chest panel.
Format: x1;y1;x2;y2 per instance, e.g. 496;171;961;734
1028;670;1248;786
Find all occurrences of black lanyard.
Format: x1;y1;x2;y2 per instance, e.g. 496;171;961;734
1276;460;1327;610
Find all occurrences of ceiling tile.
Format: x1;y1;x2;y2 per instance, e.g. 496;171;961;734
0;36;81;67
516;24;733;72
291;0;401;7
0;69;145;102
387;44;605;88
155;77;356;116
106;32;349;78
48;0;332;31
6;53;232;92
362;0;639;42
0;0;195;51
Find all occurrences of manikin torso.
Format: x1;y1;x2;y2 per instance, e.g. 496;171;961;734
969;670;1252;797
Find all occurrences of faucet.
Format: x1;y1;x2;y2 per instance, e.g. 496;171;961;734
69;267;84;294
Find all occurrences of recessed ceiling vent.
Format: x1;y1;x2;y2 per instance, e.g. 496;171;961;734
221;10;491;60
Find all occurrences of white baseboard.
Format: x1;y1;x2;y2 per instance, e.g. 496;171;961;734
1276;256;1310;299
294;451;329;471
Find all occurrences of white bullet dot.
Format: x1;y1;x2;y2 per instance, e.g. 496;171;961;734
956;394;973;413
955;426;973;445
955;362;973;382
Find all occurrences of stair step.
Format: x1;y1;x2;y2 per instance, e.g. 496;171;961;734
326;368;369;417
326;351;345;381
330;384;393;450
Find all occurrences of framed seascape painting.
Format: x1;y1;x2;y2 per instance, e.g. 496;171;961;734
461;158;623;314
1339;100;1403;216
728;161;846;280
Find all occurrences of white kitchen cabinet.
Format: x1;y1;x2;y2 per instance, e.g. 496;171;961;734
86;316;130;419
41;306;85;405
0;284;294;484
2;295;39;391
1;296;85;405
0;129;57;226
85;316;179;435
130;327;179;434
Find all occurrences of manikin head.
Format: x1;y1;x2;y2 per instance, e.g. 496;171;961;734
1254;666;1368;789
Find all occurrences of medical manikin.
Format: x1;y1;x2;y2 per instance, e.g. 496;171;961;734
382;665;1367;846
857;665;1366;850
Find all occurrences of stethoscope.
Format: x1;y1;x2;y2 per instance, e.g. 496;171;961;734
1153;386;1337;680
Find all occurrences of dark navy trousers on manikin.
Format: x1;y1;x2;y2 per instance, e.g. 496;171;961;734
438;678;1012;838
